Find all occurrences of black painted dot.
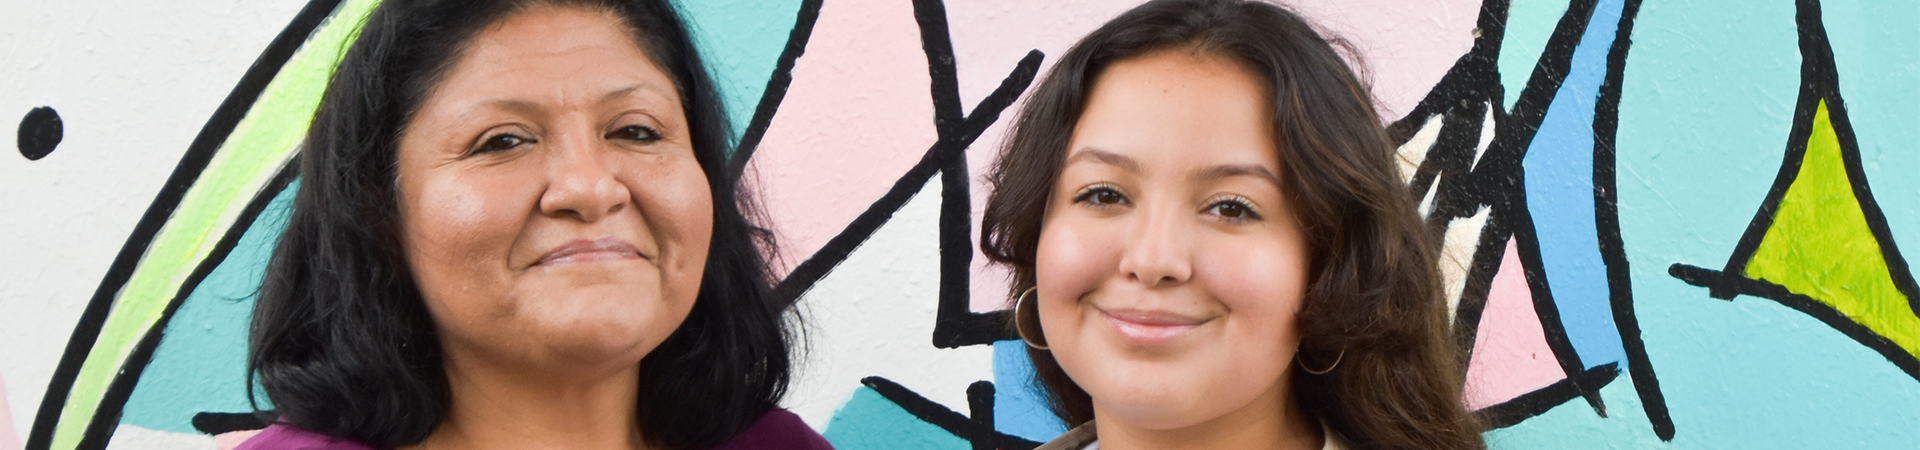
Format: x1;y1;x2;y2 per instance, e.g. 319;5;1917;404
19;106;63;161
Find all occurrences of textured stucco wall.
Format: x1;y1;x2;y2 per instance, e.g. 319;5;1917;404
3;1;1916;449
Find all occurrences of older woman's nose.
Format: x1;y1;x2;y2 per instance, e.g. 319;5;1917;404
1118;207;1194;287
538;138;630;222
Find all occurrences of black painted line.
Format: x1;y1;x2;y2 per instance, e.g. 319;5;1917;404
1480;363;1621;429
190;412;269;436
1592;0;1673;441
966;381;995;450
726;0;826;179
911;0;965;134
26;1;345;448
771;51;1042;305
862;377;1039;450
1668;264;1920;381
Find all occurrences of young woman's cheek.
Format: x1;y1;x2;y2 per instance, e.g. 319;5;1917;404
1034;213;1125;305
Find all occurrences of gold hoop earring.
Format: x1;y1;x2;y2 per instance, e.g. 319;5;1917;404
1013;287;1049;350
1299;347;1345;375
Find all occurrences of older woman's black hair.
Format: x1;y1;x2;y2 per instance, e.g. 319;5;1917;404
980;0;1483;449
247;0;792;449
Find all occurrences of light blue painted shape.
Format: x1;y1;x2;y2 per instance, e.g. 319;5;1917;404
1520;0;1627;370
119;182;296;433
821;386;969;450
1824;0;1920;277
675;0;803;141
992;340;1065;442
1612;0;1920;444
1498;0;1574;111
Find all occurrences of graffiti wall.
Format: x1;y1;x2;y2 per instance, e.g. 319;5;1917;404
2;0;1914;448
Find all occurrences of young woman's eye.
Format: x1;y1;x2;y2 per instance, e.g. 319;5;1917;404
1072;185;1128;207
474;133;531;154
606;124;661;143
1205;197;1262;221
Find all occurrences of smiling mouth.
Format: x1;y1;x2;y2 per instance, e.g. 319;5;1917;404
1099;308;1209;345
535;237;645;266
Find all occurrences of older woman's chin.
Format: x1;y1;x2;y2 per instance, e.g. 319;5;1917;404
520;300;692;362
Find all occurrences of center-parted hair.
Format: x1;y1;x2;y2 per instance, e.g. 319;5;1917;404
247;1;794;449
979;1;1483;449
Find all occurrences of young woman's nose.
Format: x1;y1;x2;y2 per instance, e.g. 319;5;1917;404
1117;203;1194;287
537;135;629;222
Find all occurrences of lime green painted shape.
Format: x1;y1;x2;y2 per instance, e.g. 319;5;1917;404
50;1;383;448
1744;100;1920;362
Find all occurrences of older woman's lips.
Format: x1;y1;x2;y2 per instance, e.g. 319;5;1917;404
1100;309;1207;345
535;237;643;266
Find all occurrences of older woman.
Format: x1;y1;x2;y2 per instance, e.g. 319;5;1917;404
981;1;1484;449
242;1;827;449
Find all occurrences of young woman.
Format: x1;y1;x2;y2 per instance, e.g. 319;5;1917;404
980;1;1483;449
244;1;826;449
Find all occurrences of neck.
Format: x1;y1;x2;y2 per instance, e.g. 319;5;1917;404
1092;380;1321;450
405;350;648;450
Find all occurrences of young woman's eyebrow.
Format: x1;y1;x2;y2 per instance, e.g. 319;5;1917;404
1190;164;1281;186
1064;148;1142;172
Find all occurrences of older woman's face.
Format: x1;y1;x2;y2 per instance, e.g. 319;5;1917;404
396;6;711;375
1034;50;1310;431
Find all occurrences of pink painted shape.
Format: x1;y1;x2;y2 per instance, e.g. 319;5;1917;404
747;0;937;273
1;373;17;450
1285;0;1481;120
215;430;265;450
1462;238;1569;411
944;0;1479;311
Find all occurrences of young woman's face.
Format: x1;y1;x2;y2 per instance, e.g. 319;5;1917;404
395;6;711;377
1034;49;1310;431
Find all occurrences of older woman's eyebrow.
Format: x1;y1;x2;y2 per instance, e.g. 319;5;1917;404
599;83;661;104
1064;148;1142;172
1191;164;1281;186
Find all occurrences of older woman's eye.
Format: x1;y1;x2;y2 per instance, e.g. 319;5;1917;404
1072;185;1128;207
474;133;530;154
1205;197;1262;222
607;124;661;143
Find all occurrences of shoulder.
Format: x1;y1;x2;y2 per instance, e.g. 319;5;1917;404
232;423;378;450
708;407;835;450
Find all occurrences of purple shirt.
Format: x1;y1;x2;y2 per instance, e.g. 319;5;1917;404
235;408;832;450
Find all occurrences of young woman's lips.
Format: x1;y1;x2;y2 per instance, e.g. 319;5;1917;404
534;237;644;266
1100;308;1208;345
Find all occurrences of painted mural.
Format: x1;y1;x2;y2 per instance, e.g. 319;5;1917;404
2;0;1915;449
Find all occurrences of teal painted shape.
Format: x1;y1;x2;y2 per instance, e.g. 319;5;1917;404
1613;0;1920;445
821;386;969;450
1823;0;1920;267
1626;281;1920;447
1498;0;1572;110
1484;377;1668;448
675;0;803;141
992;340;1065;442
1614;0;1800;274
119;182;296;433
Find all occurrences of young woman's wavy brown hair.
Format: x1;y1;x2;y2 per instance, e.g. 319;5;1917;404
979;0;1482;448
